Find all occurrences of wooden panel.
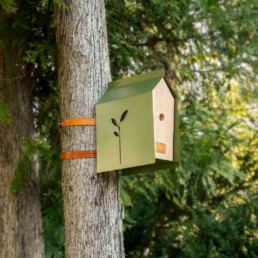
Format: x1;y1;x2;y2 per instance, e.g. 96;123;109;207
152;78;174;161
156;142;166;154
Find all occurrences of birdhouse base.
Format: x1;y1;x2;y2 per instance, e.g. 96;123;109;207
122;160;180;176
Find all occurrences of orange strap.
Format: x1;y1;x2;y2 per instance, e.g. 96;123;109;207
60;118;96;160
60;150;96;160
60;118;96;128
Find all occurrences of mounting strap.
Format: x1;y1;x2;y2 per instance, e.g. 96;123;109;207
60;150;96;160
60;118;96;128
60;118;96;160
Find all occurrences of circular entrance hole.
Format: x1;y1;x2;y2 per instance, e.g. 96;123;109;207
159;113;165;121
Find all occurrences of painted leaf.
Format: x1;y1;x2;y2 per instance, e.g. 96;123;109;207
120;110;128;122
111;118;118;126
114;131;119;137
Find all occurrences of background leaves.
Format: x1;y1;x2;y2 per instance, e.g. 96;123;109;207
0;0;257;257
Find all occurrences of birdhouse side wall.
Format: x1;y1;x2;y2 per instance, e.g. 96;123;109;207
152;78;174;161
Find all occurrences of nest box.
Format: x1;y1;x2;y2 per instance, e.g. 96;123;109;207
96;69;179;174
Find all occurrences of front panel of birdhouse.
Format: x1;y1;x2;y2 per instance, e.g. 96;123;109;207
96;92;155;173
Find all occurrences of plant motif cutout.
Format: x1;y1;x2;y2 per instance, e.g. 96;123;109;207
111;110;128;164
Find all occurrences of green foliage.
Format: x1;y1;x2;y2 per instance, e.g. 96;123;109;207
106;0;258;86
43;0;66;9
106;0;258;257
11;137;40;195
24;40;56;72
0;100;11;125
11;153;32;195
1;0;257;257
10;137;55;195
33;77;63;256
1;0;62;255
0;0;15;10
181;195;258;258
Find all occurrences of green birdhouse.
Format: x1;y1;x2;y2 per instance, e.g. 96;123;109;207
96;69;180;174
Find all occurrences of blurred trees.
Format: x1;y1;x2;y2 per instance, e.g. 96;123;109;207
0;4;44;257
108;1;258;257
0;0;257;257
0;0;60;256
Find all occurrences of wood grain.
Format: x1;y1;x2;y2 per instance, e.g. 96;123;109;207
156;142;166;154
152;78;174;161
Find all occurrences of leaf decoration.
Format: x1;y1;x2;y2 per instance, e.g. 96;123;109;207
111;118;118;126
120;110;128;122
114;131;119;137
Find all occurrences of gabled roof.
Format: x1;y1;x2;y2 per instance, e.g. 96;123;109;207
97;69;165;104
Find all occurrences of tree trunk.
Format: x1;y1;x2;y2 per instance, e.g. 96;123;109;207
55;1;124;257
0;45;44;258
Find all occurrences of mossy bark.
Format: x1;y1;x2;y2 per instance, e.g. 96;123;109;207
0;46;44;258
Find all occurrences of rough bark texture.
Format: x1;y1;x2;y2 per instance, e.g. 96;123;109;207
55;1;124;257
0;46;44;258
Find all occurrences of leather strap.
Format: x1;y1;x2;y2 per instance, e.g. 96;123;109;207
60;118;96;128
60;150;96;160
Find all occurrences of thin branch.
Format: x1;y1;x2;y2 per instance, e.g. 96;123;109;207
0;73;29;82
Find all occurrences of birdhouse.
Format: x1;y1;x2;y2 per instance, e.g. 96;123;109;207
96;69;179;174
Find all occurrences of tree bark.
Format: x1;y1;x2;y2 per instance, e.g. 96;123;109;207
0;45;44;257
55;1;124;257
